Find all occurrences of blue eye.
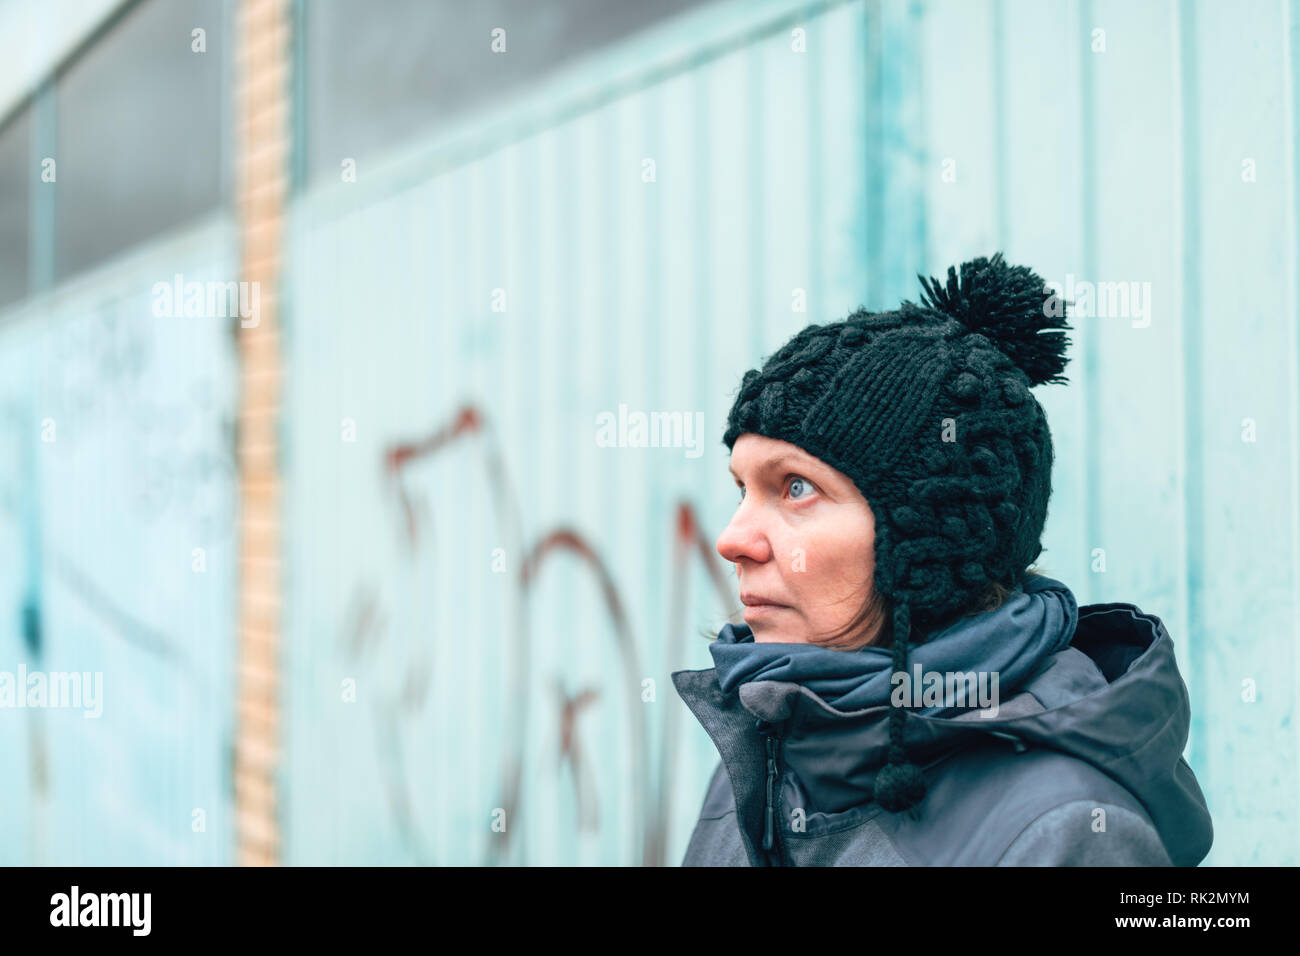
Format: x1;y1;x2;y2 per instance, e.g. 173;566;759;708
788;476;813;499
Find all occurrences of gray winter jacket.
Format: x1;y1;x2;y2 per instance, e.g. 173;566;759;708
671;599;1214;866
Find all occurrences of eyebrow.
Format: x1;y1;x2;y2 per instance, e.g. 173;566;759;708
728;453;819;481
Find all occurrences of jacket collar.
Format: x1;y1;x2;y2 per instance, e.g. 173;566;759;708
670;668;770;864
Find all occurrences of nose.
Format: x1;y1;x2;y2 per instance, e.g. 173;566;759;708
716;497;773;566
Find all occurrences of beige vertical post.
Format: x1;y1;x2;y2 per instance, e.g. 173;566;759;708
234;0;289;866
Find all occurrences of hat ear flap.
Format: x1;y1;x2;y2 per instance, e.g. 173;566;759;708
804;332;950;482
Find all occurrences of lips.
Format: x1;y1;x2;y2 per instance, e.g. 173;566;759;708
740;593;789;609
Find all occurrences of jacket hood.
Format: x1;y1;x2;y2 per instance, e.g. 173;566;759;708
673;595;1214;866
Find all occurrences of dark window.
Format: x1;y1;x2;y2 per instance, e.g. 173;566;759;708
304;0;708;185
54;0;228;282
0;107;30;308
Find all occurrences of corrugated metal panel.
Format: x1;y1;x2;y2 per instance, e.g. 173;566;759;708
0;218;239;864
281;0;892;865
282;0;1299;866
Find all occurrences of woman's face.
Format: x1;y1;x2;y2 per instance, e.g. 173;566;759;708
716;433;882;646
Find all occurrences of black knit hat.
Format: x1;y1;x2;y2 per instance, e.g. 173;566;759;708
722;252;1072;814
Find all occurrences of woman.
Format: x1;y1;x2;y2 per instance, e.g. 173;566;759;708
672;253;1213;866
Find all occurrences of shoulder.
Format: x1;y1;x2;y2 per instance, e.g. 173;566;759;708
893;740;1169;865
973;746;1168;865
995;798;1172;865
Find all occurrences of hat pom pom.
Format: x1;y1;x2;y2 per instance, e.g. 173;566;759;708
874;760;927;813
916;252;1072;387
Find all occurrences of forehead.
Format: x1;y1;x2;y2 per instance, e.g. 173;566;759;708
727;435;826;476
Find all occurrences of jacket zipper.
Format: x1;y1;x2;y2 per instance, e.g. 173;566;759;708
756;720;786;867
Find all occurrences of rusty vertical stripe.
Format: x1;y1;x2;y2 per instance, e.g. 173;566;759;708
235;0;289;866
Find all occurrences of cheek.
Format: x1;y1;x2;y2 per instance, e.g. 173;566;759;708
819;516;875;586
854;527;875;576
794;517;873;594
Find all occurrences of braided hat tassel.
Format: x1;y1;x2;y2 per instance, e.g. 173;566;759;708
872;600;927;815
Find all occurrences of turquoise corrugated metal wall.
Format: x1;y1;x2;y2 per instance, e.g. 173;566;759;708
3;0;1298;866
280;0;1299;866
914;0;1300;866
0;218;238;864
